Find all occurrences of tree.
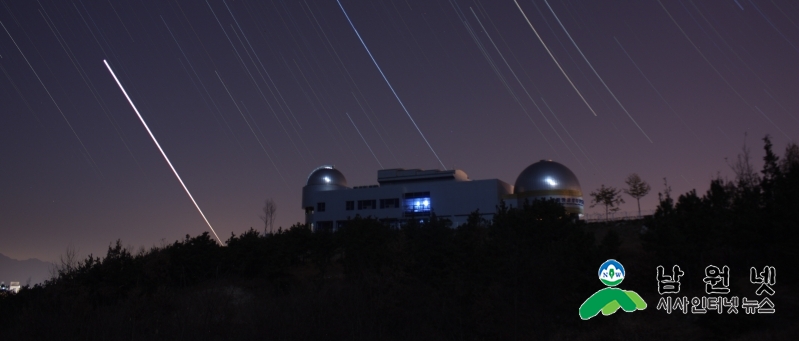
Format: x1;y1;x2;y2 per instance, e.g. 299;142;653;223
725;134;759;190
50;244;79;281
655;177;675;218
623;173;651;217
781;142;799;173
590;185;625;221
760;135;781;207
259;198;277;234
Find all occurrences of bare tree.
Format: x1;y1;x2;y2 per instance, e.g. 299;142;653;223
725;134;759;190
50;244;79;280
259;198;277;234
623;173;651;217
590;185;625;221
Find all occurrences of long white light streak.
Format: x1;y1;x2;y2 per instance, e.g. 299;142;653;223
283;56;347;155
470;7;581;166
540;97;596;170
204;0;306;160
351;92;400;166
613;37;702;146
544;0;652;143
763;88;799;125
39;7;145;175
460;10;559;158
686;0;772;92
512;0;597;117
301;0;399;165
106;0;134;42
754;106;792;141
337;0;446;170
103;60;223;245
1;20;101;175
346;112;383;169
303;0;400;164
291;58;357;159
222;0;302;129
226;40;311;163
656;0;757;121
240;100;281;160
748;0;799;55
161;16;243;149
717;126;734;146
215;70;289;189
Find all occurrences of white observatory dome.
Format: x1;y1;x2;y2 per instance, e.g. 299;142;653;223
306;165;348;189
513;160;584;215
514;160;582;195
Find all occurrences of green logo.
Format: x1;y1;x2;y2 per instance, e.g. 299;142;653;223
579;259;647;320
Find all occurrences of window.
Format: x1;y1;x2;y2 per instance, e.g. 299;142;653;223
317;202;326;212
380;198;400;209
316;221;333;232
346;201;354;211
357;199;376;210
404;192;431;215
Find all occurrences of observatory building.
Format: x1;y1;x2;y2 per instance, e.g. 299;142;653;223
301;160;584;231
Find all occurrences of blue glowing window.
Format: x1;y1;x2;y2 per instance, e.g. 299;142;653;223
404;192;431;214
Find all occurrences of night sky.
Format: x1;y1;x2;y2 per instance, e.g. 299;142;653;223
1;0;797;263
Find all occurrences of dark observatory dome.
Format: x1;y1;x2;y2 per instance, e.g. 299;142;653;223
514;160;582;195
306;165;348;188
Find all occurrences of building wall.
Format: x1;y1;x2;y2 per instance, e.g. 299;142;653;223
303;179;511;230
505;191;585;215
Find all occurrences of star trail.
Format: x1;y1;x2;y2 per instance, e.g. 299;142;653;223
0;0;796;263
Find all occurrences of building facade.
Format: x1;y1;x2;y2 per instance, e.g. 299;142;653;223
301;160;584;231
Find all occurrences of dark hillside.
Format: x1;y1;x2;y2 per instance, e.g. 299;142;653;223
1;137;797;340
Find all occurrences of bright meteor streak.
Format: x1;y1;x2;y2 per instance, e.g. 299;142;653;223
103;59;224;245
337;0;446;170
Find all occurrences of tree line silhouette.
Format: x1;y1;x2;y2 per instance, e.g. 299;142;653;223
0;136;796;340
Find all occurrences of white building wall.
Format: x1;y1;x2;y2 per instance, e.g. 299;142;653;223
304;179;511;229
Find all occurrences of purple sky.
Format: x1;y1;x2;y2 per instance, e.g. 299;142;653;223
1;0;797;262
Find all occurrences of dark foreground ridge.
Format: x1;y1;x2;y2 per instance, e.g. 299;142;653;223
1;137;797;340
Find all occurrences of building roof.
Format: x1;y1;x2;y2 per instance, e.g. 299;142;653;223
306;165;348;188
377;168;469;185
514;160;582;196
